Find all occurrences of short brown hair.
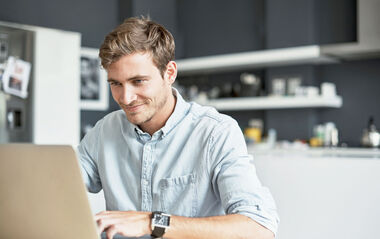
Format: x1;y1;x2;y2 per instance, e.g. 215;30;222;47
99;17;175;76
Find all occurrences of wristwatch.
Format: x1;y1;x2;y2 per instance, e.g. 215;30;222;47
151;211;171;238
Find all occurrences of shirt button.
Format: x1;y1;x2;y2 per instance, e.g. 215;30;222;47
142;179;148;186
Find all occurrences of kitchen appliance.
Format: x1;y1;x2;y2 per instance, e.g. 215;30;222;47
0;25;34;143
0;21;81;145
240;73;261;97
361;116;380;147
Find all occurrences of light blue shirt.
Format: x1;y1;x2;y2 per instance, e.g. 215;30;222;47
78;89;279;234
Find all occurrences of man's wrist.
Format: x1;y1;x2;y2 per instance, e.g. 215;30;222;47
146;212;153;235
151;211;171;238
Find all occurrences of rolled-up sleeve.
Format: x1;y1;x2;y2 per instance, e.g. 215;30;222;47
209;118;279;235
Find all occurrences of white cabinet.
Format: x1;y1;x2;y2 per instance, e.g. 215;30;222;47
251;148;380;239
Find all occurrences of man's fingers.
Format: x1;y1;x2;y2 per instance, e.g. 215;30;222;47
95;211;130;220
106;225;118;239
95;211;111;220
97;217;113;234
94;211;150;237
96;216;126;234
95;212;120;225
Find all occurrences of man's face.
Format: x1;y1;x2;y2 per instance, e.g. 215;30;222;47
107;52;173;127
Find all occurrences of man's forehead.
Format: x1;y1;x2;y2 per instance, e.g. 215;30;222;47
106;53;159;80
109;52;155;68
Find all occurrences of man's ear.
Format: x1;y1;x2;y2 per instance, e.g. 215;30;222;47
164;61;177;85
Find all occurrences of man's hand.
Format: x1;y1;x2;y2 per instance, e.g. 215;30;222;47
94;211;151;239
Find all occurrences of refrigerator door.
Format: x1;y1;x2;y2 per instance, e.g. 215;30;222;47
0;25;34;143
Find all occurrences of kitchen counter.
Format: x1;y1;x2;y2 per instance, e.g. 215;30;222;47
248;145;380;159
250;145;380;239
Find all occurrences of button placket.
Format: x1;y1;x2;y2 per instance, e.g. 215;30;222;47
141;142;153;211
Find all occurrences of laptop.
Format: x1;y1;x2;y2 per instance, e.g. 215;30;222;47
0;144;150;239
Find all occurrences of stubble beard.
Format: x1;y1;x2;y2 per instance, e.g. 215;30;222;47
124;91;169;126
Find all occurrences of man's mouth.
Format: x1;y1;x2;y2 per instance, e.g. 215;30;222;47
122;103;145;112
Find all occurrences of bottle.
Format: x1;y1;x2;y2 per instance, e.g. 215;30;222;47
310;124;324;147
244;119;263;144
361;116;380;147
324;122;338;147
267;128;277;148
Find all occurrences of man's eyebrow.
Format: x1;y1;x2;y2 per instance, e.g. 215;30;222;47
107;78;119;83
127;75;151;81
107;75;151;82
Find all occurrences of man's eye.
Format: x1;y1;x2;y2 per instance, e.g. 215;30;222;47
134;79;144;84
109;82;121;86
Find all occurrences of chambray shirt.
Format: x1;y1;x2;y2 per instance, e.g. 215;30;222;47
78;89;279;234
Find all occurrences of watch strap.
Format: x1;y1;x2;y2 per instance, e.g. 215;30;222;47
151;211;169;238
151;226;165;238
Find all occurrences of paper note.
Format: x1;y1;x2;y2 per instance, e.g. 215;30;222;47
1;56;31;98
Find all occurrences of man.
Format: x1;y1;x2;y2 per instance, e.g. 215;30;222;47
78;17;279;239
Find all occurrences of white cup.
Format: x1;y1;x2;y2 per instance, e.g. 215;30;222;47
306;86;319;97
321;82;336;98
272;78;286;96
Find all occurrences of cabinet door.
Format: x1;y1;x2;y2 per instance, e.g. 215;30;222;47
178;0;265;58
266;0;356;49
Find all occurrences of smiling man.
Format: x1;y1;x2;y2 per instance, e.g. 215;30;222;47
106;52;176;135
78;17;279;239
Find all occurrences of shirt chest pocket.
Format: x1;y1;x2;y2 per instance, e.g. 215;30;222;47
157;173;197;217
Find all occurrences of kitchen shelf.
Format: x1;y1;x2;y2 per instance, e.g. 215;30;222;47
176;45;338;75
197;95;343;111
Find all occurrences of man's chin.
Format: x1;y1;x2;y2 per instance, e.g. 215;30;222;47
125;113;151;126
125;114;141;124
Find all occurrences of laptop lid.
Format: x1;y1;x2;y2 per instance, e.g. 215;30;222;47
0;144;99;239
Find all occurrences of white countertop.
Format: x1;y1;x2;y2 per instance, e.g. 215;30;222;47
252;146;380;239
248;145;380;159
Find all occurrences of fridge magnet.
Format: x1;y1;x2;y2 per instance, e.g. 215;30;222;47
80;47;109;110
1;56;31;98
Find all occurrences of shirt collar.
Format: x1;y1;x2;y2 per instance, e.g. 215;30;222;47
160;88;190;137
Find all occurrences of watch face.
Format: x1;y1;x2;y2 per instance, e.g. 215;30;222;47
153;213;170;227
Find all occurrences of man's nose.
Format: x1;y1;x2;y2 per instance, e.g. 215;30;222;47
120;86;137;105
